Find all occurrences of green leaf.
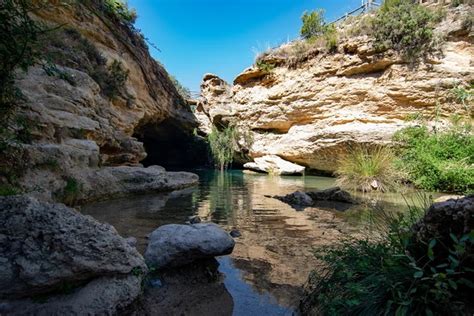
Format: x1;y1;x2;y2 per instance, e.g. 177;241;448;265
414;271;424;279
450;233;459;244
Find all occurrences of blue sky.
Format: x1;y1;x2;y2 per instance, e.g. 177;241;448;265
128;0;362;92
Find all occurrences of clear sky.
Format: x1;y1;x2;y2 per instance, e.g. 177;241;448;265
128;0;362;92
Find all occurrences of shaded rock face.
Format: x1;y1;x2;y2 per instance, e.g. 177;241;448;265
411;195;473;265
197;7;473;173
6;2;200;201
0;196;146;314
145;223;236;269
244;155;305;175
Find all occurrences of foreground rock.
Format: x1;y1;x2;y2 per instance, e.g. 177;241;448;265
411;195;473;265
272;187;356;210
244;155;305;175
0;196;146;315
145;223;235;269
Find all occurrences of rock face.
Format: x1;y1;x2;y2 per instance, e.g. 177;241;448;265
244;155;306;175
145;223;236;269
197;6;473;173
0;196;146;314
2;2;199;202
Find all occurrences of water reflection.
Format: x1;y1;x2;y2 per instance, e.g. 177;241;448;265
81;170;434;315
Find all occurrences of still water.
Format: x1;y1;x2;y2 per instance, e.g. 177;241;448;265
81;170;435;316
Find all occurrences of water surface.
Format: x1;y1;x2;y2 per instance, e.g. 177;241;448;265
81;170;435;315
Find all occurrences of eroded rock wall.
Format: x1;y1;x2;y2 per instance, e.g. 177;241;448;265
5;2;198;202
198;6;473;173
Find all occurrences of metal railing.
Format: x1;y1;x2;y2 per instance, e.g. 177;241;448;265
328;0;382;25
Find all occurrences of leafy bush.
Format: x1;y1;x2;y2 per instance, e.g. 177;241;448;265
301;10;326;40
301;199;474;315
57;177;82;205
373;0;439;61
207;126;237;171
0;0;46;115
394;124;474;193
300;10;338;52
336;145;402;192
103;0;137;24
256;60;275;73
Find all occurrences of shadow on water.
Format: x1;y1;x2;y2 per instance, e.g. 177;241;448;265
81;169;438;315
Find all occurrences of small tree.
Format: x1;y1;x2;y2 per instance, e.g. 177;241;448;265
300;10;326;39
373;0;438;61
207;126;236;171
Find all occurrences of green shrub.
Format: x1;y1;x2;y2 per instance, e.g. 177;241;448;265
57;177;82;205
0;0;46;115
103;0;137;24
373;0;439;61
0;184;20;196
336;145;402;192
451;84;473;114
394;124;474;193
300;9;338;52
255;60;275;73
301;10;326;40
207;126;237;171
301;200;474;316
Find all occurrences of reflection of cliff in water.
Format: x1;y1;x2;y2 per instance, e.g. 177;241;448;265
195;172;349;308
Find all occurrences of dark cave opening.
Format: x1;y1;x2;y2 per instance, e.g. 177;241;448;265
133;119;210;169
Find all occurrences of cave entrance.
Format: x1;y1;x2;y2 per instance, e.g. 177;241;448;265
133;119;209;169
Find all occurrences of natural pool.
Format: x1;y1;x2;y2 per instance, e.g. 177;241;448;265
81;170;439;316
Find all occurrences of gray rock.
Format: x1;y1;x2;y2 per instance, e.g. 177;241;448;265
244;155;305;175
145;223;235;269
230;229;241;238
125;237;138;248
0;275;141;316
306;187;355;204
0;196;146;300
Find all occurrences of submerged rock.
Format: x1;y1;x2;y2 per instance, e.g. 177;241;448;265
306;187;356;204
145;223;235;269
0;196;146;314
230;229;242;238
244;155;305;175
272;187;356;210
274;191;314;207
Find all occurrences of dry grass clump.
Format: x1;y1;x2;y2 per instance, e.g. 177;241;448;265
336;145;402;193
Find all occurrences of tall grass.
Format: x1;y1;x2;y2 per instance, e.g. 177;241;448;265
336;145;402;193
300;194;474;316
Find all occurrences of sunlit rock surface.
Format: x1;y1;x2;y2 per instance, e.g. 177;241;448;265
197;6;473;173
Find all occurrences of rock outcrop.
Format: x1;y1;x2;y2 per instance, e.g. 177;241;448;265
197;6;473;173
272;187;356;210
0;196;146;315
244;155;305;175
2;2;199;202
145;223;235;269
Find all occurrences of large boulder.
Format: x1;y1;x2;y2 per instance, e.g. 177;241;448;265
0;196;146;314
145;223;235;269
244;155;305;175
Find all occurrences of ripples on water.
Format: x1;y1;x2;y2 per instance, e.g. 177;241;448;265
81;169;436;316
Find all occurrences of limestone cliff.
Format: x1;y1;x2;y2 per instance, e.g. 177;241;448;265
2;1;198;202
197;6;473;173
